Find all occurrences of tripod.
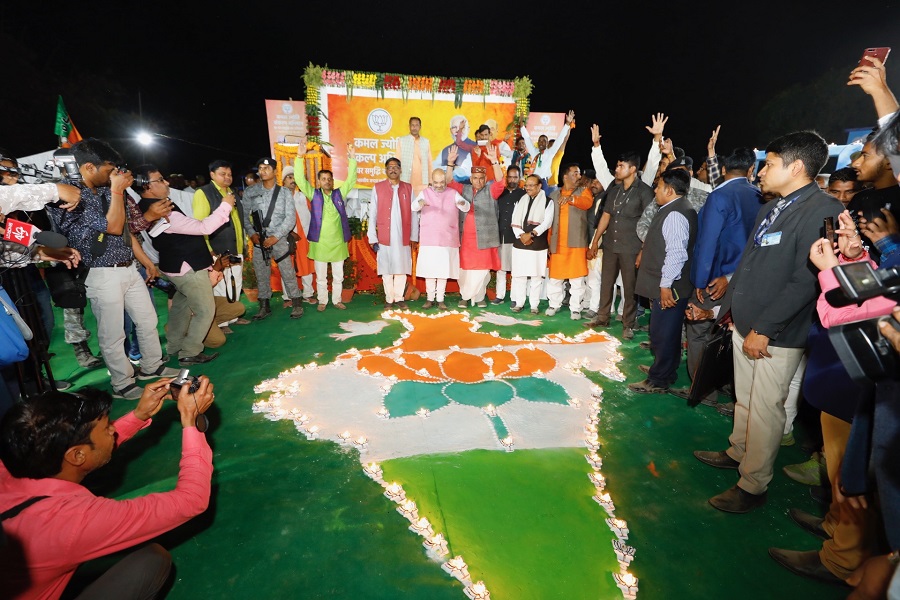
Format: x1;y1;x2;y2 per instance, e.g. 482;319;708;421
0;263;58;398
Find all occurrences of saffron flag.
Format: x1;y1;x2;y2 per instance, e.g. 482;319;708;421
54;96;83;148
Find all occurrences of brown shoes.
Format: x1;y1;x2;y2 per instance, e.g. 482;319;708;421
693;450;740;470
709;485;767;513
767;548;848;586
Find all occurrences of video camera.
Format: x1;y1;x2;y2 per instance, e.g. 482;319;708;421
827;262;900;383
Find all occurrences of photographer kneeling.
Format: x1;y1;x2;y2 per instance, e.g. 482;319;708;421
0;375;214;599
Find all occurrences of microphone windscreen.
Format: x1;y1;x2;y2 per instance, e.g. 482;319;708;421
33;231;69;248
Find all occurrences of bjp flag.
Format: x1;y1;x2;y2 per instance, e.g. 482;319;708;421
54;95;83;148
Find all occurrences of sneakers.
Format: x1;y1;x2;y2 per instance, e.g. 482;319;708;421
584;310;597;319
490;297;504;305
137;364;181;380
781;431;796;446
113;383;143;400
627;379;668;394
476;300;488;308
570;311;582;320
783;453;826;486
545;307;558;316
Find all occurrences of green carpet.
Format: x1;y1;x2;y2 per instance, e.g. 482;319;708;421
42;291;848;599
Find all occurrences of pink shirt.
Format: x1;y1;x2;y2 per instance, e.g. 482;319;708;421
0;412;213;600
161;201;232;276
816;255;897;327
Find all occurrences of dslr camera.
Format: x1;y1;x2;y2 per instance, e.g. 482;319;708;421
148;277;178;299
827;262;900;382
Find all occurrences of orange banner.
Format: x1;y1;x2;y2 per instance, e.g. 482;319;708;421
320;90;516;187
264;99;307;157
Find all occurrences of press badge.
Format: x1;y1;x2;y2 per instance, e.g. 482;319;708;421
760;231;782;246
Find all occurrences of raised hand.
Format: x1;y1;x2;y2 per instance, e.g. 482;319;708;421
447;144;459;165
590;124;601;147
565;110;575;125
645;113;668;140
707;125;721;157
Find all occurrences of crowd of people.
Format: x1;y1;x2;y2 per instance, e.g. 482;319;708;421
0;56;899;599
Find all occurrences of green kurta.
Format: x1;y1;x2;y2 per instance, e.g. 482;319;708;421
295;157;358;263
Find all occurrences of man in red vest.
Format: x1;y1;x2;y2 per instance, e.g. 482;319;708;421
367;158;416;308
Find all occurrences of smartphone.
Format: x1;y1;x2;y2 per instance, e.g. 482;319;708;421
860;47;891;67
477;139;488;147
824;216;835;245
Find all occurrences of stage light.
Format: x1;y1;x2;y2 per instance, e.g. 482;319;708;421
136;131;153;146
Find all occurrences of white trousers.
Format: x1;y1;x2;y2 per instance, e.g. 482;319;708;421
425;278;448;302
547;277;585;312
458;269;490;303
495;270;509;300
382;274;407;304
85;265;164;390
283;274;315;300
511;276;544;310
315;260;344;305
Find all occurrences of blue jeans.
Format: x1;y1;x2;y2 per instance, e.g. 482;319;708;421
647;295;690;387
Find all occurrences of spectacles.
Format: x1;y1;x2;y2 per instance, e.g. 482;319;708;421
148;178;166;185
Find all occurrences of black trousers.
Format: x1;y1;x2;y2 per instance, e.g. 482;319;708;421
70;544;171;600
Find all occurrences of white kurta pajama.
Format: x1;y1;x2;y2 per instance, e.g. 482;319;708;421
412;188;469;302
368;184;413;304
511;191;553;311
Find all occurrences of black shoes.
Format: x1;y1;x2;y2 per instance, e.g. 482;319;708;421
709;485;767;513
253;299;271;320
179;352;219;366
767;548;848;586
290;298;304;319
693;450;740;470
789;508;829;540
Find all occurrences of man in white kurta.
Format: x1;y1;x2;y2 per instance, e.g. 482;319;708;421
412;169;469;309
367;158;415;308
510;175;553;313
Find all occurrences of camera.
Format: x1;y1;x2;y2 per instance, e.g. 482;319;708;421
826;263;900;307
52;148;81;181
148;277;178;299
169;368;201;395
829;316;899;383
225;254;242;264
827;262;900;382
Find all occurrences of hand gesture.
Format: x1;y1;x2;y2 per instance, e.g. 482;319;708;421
645;113;668;140
848;56;890;96
660;287;676;309
879;307;900;354
565;110;575;125
447;145;459;165
742;330;771;360
485;142;498;162
263;235;278;248
836;210;864;259
707;125;721;158
590;124;601;147
347;143;355;160
809;238;839;271
134;378;174;421
37;247;80;268
222;193;236;207
56;183;81;210
859;208;898;244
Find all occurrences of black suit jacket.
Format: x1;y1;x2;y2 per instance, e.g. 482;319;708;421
722;182;843;348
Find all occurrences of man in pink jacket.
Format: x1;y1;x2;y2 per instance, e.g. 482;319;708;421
0;378;215;600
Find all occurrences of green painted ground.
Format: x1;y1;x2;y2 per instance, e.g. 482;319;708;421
40;291;847;599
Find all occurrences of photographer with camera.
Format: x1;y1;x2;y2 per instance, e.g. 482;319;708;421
136;165;232;365
0;374;215;599
46;139;179;400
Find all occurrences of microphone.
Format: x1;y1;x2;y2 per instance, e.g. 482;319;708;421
33;230;69;249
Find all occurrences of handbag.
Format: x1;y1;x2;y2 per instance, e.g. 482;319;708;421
0;285;30;367
688;322;734;407
44;262;90;309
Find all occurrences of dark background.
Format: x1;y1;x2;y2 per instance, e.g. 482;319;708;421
2;2;899;180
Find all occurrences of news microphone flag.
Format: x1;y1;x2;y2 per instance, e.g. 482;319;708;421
2;219;40;247
54;95;83;149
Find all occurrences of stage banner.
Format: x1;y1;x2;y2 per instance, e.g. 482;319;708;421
522;112;566;146
318;88;517;188
264;99;307;156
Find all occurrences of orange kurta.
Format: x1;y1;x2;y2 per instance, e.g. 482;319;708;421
548;187;593;279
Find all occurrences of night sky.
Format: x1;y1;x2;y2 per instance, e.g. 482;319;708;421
2;2;899;180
